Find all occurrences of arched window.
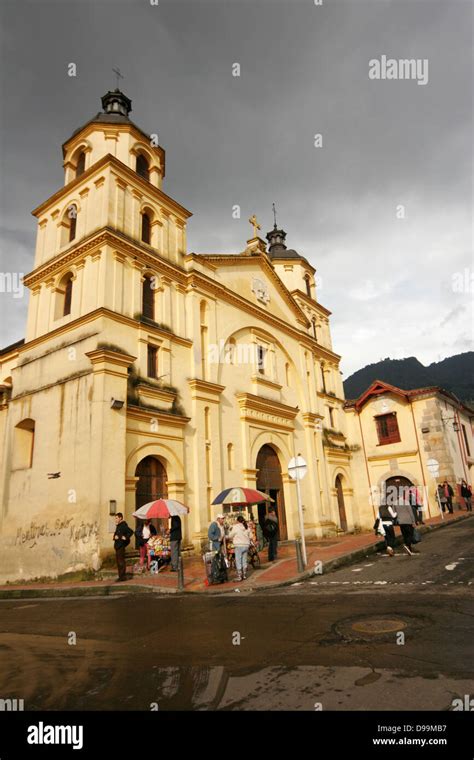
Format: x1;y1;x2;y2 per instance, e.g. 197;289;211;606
63;273;73;316
55;272;74;319
320;363;327;393
136;154;150;181
68;205;77;242
257;344;266;374
75;151;86;178
226;338;236;364
328;406;335;428
141;212;151;244
312;318;318;340
304;274;312;297
12;419;35;470
142;275;155;320
147;345;158;378
227;443;234;470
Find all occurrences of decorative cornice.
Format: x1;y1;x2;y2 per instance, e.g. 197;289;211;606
367;449;419;463
62;121;165;167
236;392;298;420
251;374;283;392
23;228;188;288
302;411;324;425
317;391;345;404
126;405;190;427
86;348;136;370
32;153;190;221
188;378;226;400
15;308;190;358
135;384;176;403
292;289;332;317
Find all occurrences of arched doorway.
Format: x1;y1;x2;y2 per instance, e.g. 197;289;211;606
135;456;168;541
383;475;413;507
335;475;348;532
256;444;287;540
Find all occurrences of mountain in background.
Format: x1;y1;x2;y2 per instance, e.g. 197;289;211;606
343;352;474;407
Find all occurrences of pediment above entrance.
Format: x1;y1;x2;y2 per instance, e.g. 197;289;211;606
236;392;298;430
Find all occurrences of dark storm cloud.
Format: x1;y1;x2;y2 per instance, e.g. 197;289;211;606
0;0;472;374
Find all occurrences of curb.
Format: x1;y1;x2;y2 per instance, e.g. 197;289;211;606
185;512;474;595
0;513;471;600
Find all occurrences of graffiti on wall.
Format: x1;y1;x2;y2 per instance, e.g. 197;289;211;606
15;517;99;549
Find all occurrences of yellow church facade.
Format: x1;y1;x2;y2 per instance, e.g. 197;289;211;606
0;90;366;582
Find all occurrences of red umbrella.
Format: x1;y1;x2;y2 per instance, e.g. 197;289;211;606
133;499;189;519
212;487;274;507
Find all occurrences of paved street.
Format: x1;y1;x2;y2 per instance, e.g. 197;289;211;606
0;519;472;711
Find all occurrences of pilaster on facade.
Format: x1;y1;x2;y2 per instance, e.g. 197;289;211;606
188;378;225;404
86;348;136;378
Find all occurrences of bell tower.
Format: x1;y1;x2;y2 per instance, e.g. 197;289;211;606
23;90;192;342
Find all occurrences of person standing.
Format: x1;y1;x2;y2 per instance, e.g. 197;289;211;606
437;484;447;513
378;503;397;556
228;515;251;581
263;507;279;562
409;485;424;525
169;515;182;572
442;480;454;514
461;480;472;512
396;501;418;556
136;519;157;572
208;515;226;552
113;512;134;582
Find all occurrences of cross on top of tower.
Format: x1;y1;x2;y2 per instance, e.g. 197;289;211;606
112;67;124;90
249;214;261;238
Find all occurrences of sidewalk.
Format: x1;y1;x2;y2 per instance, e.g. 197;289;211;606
0;511;471;599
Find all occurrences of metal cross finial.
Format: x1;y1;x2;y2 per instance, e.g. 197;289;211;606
249;214;261;238
112;67;124;89
272;202;277;229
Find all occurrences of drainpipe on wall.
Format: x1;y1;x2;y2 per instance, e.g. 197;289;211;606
454;408;469;483
409;399;432;518
357;410;376;521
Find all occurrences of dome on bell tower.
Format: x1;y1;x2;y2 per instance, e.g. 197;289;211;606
101;89;132;118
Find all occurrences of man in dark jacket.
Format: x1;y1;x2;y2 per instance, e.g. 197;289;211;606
263;507;279;562
169;515;182;572
113;513;134;581
442;480;454;514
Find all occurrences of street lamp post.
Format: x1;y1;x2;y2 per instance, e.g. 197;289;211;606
288;454;308;567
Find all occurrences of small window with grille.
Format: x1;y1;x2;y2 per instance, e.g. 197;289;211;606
375;412;401;445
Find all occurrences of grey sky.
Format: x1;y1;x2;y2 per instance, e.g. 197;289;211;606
0;0;472;376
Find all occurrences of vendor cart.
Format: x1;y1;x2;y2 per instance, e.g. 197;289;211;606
225;538;261;569
147;535;171;573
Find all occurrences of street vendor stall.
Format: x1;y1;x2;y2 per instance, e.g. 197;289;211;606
210;488;273;572
147;533;171;572
133;498;189;575
221;512;261;569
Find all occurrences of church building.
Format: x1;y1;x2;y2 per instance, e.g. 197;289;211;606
0;90;365;582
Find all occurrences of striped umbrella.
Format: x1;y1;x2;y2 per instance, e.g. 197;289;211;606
212;487;274;507
132;499;189;519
